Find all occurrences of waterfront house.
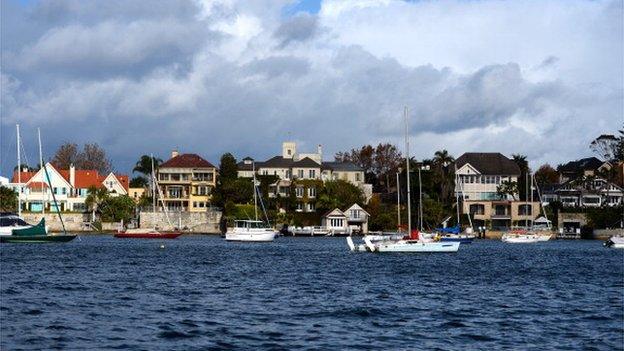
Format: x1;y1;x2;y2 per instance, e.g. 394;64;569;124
237;142;373;212
157;150;217;212
542;176;623;207
557;157;612;183
345;203;369;234
455;152;541;229
128;187;146;203
10;163;128;212
321;208;349;234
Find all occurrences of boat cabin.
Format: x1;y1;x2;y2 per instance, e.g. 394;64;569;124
233;220;268;229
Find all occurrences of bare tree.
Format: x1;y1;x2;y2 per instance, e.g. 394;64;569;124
51;142;79;169
76;143;112;174
590;134;619;162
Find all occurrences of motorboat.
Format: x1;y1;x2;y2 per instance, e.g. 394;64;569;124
225;220;277;242
604;235;624;248
501;230;540;243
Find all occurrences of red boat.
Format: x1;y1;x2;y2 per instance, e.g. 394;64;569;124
114;229;182;239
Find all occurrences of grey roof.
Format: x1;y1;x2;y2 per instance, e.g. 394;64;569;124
558;157;605;173
456;153;520;175
322;161;363;172
293;157;321;168
261;156;295;168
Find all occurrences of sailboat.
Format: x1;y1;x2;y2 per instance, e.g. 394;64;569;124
501;171;546;243
115;154;182;239
1;126;76;243
347;107;459;253
225;161;277;242
436;169;475;244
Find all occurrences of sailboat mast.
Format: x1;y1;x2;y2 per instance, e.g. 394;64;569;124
530;172;534;228
16;124;22;217
404;107;412;237
396;172;401;231
38;128;45;215
455;166;460;227
253;161;258;221
418;167;423;231
151;154;156;212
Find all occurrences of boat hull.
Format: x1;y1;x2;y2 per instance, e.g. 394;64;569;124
375;241;460;253
0;234;76;243
605;236;624;249
225;232;276;242
440;236;474;244
114;232;182;239
502;235;539;244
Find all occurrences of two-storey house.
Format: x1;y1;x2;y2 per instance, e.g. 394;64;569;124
10;163;128;212
455;153;539;229
157;151;217;212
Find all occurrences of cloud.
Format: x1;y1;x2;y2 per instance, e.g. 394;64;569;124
274;13;319;47
0;0;621;176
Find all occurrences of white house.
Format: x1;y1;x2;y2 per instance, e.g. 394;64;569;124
345;203;370;234
321;208;349;235
11;163;128;212
455;153;522;201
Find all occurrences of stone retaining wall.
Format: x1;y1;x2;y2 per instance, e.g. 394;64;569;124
139;210;222;233
22;212;91;232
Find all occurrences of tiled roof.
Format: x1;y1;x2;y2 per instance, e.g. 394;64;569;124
11;171;35;183
160;153;215;168
261;156;295;168
12;164;128;191
456;153;520;175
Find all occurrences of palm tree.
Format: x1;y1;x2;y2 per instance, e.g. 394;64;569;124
432;150;455;204
133;155;163;177
512;154;529;201
85;186;109;222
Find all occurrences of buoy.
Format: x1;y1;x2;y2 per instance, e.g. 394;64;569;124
160;244;165;249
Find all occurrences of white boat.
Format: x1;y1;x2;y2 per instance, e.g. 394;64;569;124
225;161;276;242
225;220;277;242
605;236;624;249
368;237;460;253
501;232;540;243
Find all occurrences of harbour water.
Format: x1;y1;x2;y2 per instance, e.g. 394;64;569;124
1;236;623;350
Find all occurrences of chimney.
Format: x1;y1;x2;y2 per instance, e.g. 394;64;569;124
317;144;323;161
171;149;179;158
70;163;75;187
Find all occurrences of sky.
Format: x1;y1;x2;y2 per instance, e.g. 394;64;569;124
0;0;622;177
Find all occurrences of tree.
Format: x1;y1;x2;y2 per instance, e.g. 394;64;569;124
616;126;624;161
129;176;148;188
432;150;455;204
335;145;376;185
512;154;530;201
219;153;238;180
0;186;17;212
590;133;620;162
316;180;364;212
51;143;79;169
373;143;403;192
100;195;136;223
534;164;559;187
133;155;162;177
497;181;518;200
76;143;112;174
85;186;109;221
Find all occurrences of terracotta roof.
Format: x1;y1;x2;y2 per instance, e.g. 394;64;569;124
12;164;128;191
11;171;35;183
27;182;49;188
456;153;520;175
160;153;215;168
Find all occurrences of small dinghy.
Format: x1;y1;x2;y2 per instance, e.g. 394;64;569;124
604;236;624;249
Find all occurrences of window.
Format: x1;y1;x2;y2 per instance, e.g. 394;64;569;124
296;187;304;198
193;202;198;208
518;204;532;215
469;204;485;215
262;170;268;175
53;187;58;194
309;170;316;178
356;173;361;181
296;203;303;211
308;203;315;211
285;170;291;179
308;187;316;197
330;218;343;227
298;170;304;178
351;210;360;219
62;188;67;195
171;174;180;181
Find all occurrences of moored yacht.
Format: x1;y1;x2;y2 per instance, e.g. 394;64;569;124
225;220;277;242
0;213;48;236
